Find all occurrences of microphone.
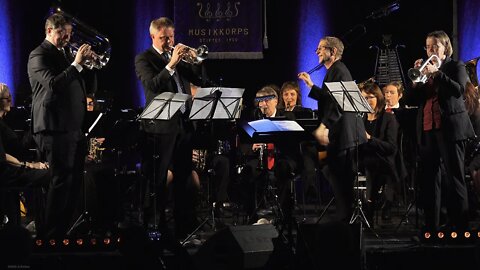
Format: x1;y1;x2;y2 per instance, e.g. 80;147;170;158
366;1;400;19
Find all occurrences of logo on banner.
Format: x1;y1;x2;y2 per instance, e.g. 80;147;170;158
197;2;240;21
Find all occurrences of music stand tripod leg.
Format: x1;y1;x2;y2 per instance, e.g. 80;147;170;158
67;170;92;236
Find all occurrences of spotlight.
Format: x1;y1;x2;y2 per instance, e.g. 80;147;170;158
464;232;471;238
437;232;444;239
90;238;97;245
35;239;43;246
49;239;56;246
103;238;111;245
76;238;83;245
424;232;431;239
477;231;480;238
450;232;457;239
62;239;70;246
117;237;121;243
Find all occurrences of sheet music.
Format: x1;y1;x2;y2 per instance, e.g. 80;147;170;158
139;92;190;120
249;119;304;132
325;81;374;113
190;87;244;119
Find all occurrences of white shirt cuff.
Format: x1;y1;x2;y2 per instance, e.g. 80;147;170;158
71;62;83;73
165;65;175;76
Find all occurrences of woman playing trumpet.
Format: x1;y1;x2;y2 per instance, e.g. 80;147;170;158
405;30;474;232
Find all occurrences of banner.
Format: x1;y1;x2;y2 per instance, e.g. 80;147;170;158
174;0;263;59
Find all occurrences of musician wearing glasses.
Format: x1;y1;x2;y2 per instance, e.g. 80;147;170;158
405;30;474;231
135;17;205;238
0;83;50;227
27;13;94;238
298;36;367;223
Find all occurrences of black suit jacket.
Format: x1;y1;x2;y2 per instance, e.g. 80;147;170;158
27;40;87;133
308;60;367;152
405;57;475;142
362;111;401;182
135;46;204;134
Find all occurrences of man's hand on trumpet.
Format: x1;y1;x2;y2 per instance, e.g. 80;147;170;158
168;43;188;69
74;44;93;66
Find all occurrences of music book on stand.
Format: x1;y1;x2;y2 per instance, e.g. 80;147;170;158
241;118;305;143
190;87;245;120
138;92;191;120
325;81;374;113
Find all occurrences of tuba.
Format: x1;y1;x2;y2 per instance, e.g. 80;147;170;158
55;8;111;70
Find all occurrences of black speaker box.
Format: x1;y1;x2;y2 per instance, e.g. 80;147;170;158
194;224;279;270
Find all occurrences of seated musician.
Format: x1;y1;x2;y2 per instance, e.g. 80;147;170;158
0;83;50;230
238;85;299;224
359;82;401;224
81;94;121;233
278;81;320;202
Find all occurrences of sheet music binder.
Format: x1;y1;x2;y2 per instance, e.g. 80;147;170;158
241;118;306;143
138;92;191;120
325;81;374;113
189;87;244;120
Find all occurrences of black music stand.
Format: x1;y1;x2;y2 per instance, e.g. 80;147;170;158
67;113;105;236
181;87;244;246
137;92;190;231
324;81;379;240
241;118;306;250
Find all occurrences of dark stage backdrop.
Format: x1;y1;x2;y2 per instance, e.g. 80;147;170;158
0;0;479;112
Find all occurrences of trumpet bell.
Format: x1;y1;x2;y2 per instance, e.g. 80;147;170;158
183;45;208;64
408;68;424;83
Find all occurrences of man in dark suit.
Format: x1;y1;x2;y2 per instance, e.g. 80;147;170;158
298;36;367;223
135;17;205;238
405;30;474;231
27;13;93;238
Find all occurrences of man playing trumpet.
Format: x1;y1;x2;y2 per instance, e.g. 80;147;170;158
27;13;94;238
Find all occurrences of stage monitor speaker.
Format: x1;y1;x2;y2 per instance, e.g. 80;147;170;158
295;221;359;269
194;224;278;270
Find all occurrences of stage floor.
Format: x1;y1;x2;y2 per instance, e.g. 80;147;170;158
6;197;480;270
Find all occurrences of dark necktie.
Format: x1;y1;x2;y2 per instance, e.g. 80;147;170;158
163;52;186;113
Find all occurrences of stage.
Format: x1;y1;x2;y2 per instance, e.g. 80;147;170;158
5;197;479;270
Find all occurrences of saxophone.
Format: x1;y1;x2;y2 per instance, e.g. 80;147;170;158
88;138;105;163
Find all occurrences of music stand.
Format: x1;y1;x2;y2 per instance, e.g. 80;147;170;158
241;118;306;250
324;81;380;240
181;87;244;246
137;92;190;231
67;112;105;236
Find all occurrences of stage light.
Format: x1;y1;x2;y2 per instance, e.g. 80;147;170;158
464;232;471;238
76;238;83;245
90;238;97;245
437;232;444;239
117;237;121;243
451;232;457;239
424;232;431;239
49;239;56;246
62;239;70;246
477;231;480;238
35;239;43;246
103;238;111;245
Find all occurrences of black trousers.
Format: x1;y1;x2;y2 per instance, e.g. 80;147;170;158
141;121;196;237
419;130;469;230
323;148;356;223
33;130;86;237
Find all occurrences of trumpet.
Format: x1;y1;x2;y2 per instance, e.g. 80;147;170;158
169;44;208;64
408;54;442;83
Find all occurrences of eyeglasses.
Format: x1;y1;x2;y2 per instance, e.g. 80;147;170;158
87;102;94;106
0;96;12;102
424;44;440;51
315;46;331;53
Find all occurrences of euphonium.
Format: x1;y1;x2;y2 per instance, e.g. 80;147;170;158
408;55;442;84
56;8;111;70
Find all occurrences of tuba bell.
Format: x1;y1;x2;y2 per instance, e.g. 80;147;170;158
55;8;111;70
